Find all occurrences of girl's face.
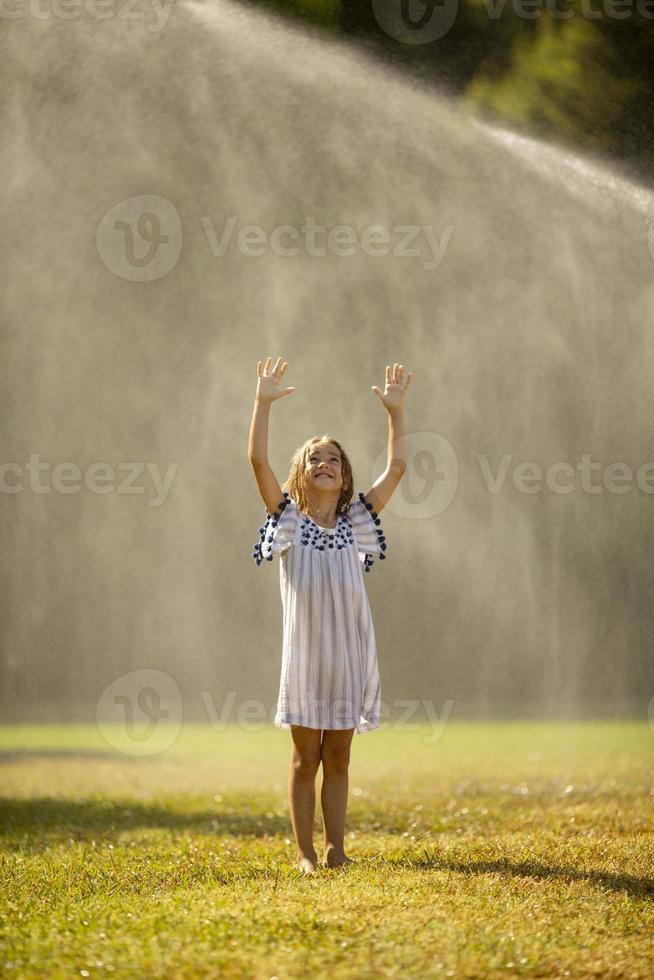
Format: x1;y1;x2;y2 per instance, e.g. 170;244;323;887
306;443;343;491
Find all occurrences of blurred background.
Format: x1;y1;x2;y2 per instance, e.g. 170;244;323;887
1;0;653;727
246;0;654;183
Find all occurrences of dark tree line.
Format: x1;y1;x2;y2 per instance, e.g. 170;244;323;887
241;0;654;184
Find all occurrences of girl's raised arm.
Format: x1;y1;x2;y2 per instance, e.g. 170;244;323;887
365;362;412;514
247;357;296;516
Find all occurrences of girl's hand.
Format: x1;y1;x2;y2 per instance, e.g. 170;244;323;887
256;356;296;403
371;363;413;411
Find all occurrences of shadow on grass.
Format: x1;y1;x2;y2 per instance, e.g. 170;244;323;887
2;797;653;901
367;852;654;901
0;750;163;763
0;796;288;850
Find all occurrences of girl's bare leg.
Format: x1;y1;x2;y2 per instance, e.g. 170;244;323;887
288;725;322;873
320;727;355;867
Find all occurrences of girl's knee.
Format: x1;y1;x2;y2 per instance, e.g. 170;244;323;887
320;749;350;774
320;727;354;772
291;753;321;777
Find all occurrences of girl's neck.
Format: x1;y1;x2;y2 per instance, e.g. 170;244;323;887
304;493;339;527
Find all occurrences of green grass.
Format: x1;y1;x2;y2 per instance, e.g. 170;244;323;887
1;722;652;978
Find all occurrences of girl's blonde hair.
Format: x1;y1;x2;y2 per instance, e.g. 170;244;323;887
282;435;354;516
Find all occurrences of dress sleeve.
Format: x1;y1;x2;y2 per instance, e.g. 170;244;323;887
252;491;298;565
346;492;388;573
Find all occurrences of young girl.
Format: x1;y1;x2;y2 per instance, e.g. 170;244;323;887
247;356;412;875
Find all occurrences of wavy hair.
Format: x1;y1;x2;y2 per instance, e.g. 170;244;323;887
282;435;354;517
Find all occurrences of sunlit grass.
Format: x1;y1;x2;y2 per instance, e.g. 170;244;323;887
1;722;652;978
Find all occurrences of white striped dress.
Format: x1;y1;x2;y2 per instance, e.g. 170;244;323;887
252;491;387;734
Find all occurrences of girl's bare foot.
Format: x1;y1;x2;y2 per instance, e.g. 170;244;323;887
322;847;354;869
296;855;318;874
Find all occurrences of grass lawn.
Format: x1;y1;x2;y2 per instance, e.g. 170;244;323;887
1;721;652;978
